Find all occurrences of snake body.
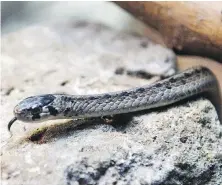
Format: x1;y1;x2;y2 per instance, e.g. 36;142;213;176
8;66;221;130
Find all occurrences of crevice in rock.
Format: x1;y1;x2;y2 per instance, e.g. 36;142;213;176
64;153;153;185
115;67;156;80
60;80;69;87
28;118;116;143
4;87;15;96
126;69;153;80
153;163;216;185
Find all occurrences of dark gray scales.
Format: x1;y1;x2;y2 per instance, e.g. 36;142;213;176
8;66;222;131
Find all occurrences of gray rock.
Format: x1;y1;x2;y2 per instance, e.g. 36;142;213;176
1;21;221;185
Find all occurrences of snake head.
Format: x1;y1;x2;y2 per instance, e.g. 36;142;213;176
8;95;56;131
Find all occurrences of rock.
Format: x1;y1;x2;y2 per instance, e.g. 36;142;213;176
1;21;221;185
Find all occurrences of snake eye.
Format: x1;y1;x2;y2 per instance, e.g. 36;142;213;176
32;107;42;114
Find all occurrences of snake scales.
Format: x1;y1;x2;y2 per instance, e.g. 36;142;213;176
8;66;222;131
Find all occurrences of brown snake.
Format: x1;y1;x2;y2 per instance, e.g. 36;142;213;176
8;66;222;131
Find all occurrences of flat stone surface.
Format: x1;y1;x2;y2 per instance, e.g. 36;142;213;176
1;21;221;185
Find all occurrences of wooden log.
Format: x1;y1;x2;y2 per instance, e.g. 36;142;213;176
115;2;222;62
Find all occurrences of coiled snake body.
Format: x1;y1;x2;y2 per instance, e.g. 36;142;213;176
8;66;222;131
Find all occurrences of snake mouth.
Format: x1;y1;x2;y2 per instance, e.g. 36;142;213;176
8;117;17;132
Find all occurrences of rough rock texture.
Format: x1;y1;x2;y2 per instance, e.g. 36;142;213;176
1;21;221;185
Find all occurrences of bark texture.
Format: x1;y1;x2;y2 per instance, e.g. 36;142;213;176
116;2;222;61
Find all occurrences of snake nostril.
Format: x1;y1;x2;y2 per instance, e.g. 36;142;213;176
14;106;24;114
14;106;20;114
